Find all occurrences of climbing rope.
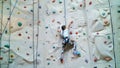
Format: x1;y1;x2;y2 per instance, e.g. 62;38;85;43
35;0;40;68
32;0;36;68
1;0;18;36
108;0;116;67
63;0;67;26
0;0;3;67
7;0;11;68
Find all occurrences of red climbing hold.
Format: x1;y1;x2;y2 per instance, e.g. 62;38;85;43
18;33;22;36
76;32;78;35
69;31;72;35
28;36;30;39
94;58;97;62
80;4;82;7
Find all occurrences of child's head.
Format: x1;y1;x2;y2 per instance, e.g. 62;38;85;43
61;25;66;30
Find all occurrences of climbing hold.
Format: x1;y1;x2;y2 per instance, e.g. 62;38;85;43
27;36;30;39
99;9;108;18
18;33;22;36
52;0;55;3
94;66;97;68
104;41;107;44
45;26;48;29
51;55;54;58
53;59;56;61
104;19;109;26
17;48;19;50
52;11;56;14
52;19;55;22
4;44;10;48
108;64;112;67
47;62;50;65
83;33;86;35
26;53;30;56
89;1;92;5
5;30;7;34
17;12;20;14
29;46;32;49
76;32;78;35
108;36;110;39
53;46;55;49
18;22;22;27
69;31;72;35
38;54;40;56
80;4;82;7
0;56;3;60
94;58;98;62
8;60;13;63
118;10;120;13
30;10;33;12
8;18;10;20
24;6;26;8
7;8;10;10
59;0;62;4
10;54;14;58
72;7;75;10
85;59;88;63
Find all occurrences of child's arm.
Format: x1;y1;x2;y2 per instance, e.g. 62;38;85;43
67;21;73;29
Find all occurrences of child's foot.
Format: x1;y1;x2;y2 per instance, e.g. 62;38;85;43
60;58;64;64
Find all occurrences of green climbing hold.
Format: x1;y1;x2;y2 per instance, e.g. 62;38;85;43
47;62;50;65
8;60;13;63
118;10;120;13
45;26;48;29
5;30;7;34
59;0;62;4
52;11;56;14
7;8;9;10
4;44;10;48
72;7;75;10
18;22;22;27
83;33;86;35
107;36;111;39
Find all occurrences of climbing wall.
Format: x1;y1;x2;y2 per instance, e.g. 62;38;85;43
0;0;119;68
110;0;120;68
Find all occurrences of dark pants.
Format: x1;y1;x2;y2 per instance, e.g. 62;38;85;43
62;37;69;45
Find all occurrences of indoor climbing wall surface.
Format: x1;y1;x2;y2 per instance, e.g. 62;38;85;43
0;0;117;68
110;0;120;68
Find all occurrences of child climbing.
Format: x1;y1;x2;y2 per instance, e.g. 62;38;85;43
58;22;81;63
60;22;73;45
58;22;73;63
